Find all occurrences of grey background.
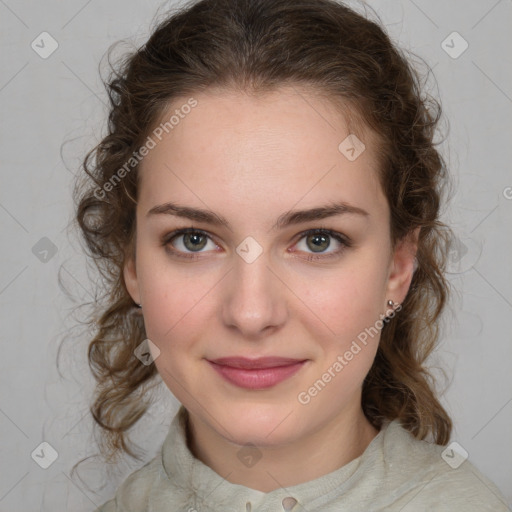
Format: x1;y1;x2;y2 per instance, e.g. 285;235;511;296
0;0;511;509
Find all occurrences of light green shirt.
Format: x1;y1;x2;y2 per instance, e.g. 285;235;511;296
96;405;510;511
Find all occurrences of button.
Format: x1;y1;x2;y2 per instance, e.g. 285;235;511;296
246;502;252;512
282;497;298;510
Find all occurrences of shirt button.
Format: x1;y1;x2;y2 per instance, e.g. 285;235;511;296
246;502;252;512
282;497;298;510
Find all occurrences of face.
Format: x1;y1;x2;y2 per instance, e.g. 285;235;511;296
124;86;418;447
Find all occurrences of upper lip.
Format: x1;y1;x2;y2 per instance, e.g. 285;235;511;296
207;357;307;369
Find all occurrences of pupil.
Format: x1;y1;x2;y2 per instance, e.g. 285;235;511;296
309;234;329;252
185;233;206;251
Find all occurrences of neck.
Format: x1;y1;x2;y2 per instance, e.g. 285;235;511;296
185;403;380;493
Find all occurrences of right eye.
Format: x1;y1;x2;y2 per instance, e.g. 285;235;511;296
162;228;219;259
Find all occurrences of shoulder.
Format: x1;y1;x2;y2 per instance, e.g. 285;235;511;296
378;420;510;511
94;406;195;512
94;456;163;512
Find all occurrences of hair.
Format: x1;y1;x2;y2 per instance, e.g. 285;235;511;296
73;0;456;466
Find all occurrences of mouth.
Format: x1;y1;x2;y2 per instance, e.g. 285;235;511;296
206;357;308;389
208;356;307;369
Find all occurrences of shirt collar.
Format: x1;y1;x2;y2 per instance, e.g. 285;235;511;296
162;405;393;511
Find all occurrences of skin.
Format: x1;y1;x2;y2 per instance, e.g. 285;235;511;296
124;85;419;492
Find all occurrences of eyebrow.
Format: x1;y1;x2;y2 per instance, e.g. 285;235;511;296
146;200;369;230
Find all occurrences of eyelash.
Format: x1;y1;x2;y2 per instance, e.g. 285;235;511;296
161;227;352;261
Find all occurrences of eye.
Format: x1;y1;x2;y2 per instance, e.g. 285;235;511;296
292;228;351;261
162;228;217;259
161;227;352;261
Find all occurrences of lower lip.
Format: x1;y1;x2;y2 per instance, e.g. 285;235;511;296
207;361;307;389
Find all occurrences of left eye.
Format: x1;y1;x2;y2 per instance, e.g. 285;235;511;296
162;228;351;260
293;229;349;257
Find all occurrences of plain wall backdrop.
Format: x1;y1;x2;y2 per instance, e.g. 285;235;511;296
0;0;511;509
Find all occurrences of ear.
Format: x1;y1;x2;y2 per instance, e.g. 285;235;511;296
385;226;420;303
123;247;141;306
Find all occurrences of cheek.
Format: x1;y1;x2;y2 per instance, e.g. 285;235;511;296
140;267;209;392
297;258;385;342
137;256;213;350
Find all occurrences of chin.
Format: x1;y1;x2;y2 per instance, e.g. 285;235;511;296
215;400;305;446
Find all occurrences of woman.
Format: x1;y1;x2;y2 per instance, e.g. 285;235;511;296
73;0;509;510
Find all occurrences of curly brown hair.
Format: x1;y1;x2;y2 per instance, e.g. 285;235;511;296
72;0;456;467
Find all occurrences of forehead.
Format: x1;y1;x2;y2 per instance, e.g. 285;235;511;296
138;86;388;224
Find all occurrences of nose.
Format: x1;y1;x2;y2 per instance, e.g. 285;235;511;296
221;248;288;340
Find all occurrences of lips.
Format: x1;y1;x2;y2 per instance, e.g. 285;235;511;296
206;357;308;389
208;356;306;369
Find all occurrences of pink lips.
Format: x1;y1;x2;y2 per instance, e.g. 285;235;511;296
207;356;307;389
